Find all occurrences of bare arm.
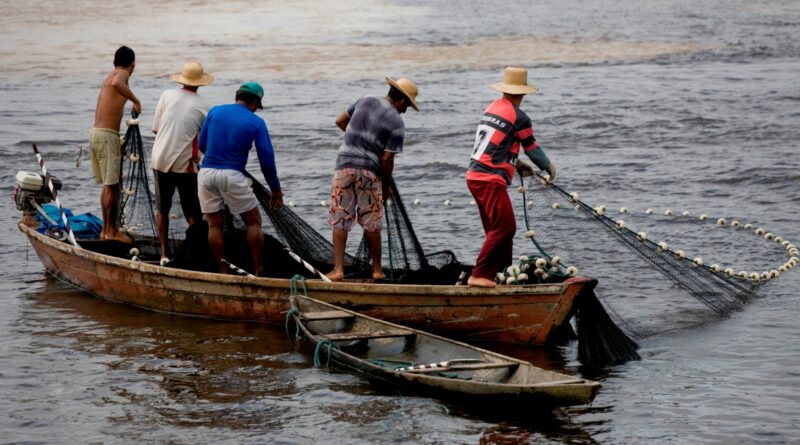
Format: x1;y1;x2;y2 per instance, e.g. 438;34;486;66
335;111;350;131
380;151;395;201
112;72;141;114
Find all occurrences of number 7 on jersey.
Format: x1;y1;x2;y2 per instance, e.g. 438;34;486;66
471;124;496;160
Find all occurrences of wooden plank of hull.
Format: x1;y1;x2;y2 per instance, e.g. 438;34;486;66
20;223;593;344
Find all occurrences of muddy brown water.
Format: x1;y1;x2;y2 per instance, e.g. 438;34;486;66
1;1;799;443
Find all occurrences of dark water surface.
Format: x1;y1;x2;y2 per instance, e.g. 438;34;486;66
2;0;799;443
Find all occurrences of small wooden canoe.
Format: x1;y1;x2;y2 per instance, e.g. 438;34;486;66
20;222;594;344
289;294;601;406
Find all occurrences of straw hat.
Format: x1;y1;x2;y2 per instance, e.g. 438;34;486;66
491;67;538;95
386;77;419;111
170;61;214;87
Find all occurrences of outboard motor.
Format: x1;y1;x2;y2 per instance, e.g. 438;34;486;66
14;171;62;225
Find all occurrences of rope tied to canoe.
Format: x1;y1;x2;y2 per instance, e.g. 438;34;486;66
313;340;340;368
285;277;307;341
290;274;308;297
284;307;300;342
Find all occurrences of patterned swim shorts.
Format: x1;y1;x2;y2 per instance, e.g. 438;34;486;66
328;168;383;232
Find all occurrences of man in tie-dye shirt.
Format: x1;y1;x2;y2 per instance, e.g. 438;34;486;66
326;77;420;281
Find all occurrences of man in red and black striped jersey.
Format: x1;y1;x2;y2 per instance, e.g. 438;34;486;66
466;67;557;288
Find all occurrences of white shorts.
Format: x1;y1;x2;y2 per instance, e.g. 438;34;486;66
197;168;258;215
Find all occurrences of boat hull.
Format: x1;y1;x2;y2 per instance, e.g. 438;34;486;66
21;223;592;344
292;295;601;406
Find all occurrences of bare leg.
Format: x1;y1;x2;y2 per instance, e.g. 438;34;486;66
241;207;264;276
206;211;227;274
156;210;169;260
326;228;348;281
364;230;384;280
101;184;130;242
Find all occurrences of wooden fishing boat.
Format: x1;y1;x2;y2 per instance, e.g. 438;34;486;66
19;222;593;344
289;294;601;406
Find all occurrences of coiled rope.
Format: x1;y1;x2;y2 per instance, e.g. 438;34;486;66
313;340;340;368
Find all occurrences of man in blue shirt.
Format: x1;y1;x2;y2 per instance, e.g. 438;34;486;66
197;82;284;276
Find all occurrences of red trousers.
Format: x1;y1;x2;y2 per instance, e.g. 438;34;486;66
468;179;516;280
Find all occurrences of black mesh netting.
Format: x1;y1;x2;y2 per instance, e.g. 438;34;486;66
517;174;791;340
117;115;157;240
248;174;464;284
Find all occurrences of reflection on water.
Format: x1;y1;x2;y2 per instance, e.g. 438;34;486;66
9;277;604;443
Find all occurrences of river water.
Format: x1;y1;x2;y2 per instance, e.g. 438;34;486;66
1;0;799;443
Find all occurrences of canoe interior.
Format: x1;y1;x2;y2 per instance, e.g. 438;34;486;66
21;222;589;345
292;296;600;406
72;227;572;287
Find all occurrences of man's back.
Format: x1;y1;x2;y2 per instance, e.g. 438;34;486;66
336;96;405;174
93;68;131;131
151;89;210;173
200;103;268;173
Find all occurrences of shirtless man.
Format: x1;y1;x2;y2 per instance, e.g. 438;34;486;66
90;45;141;242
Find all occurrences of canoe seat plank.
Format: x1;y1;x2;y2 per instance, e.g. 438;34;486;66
321;330;415;342
301;310;355;321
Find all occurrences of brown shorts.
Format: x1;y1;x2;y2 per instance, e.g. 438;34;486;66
328;168;383;232
89;128;121;185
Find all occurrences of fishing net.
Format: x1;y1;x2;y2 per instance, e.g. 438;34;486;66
117;113;157;240
248;174;463;283
515;174;797;340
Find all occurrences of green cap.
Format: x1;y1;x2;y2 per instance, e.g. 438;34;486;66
237;82;264;109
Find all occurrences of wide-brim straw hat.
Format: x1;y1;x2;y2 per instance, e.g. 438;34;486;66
386;77;420;111
170;61;214;87
491;67;538;95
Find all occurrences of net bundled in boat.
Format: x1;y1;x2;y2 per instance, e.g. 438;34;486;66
248;174;463;283
117;114;157;240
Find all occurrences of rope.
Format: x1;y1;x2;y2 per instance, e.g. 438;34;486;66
385;204;395;283
367;358;414;369
290;274;308;297
285;248;332;282
284;307;300;342
520;175;554;261
313;340;340;367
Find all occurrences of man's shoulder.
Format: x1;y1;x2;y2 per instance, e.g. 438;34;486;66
485;98;521;121
209;104;263;125
174;89;211;108
109;68;130;83
209;103;234;114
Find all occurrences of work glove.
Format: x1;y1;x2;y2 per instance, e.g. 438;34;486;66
516;161;535;177
545;162;557;183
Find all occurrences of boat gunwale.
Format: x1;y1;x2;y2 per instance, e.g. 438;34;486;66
20;222;594;298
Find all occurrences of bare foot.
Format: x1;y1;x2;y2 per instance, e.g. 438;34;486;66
326;271;344;281
105;231;134;244
467;276;497;288
371;272;386;282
